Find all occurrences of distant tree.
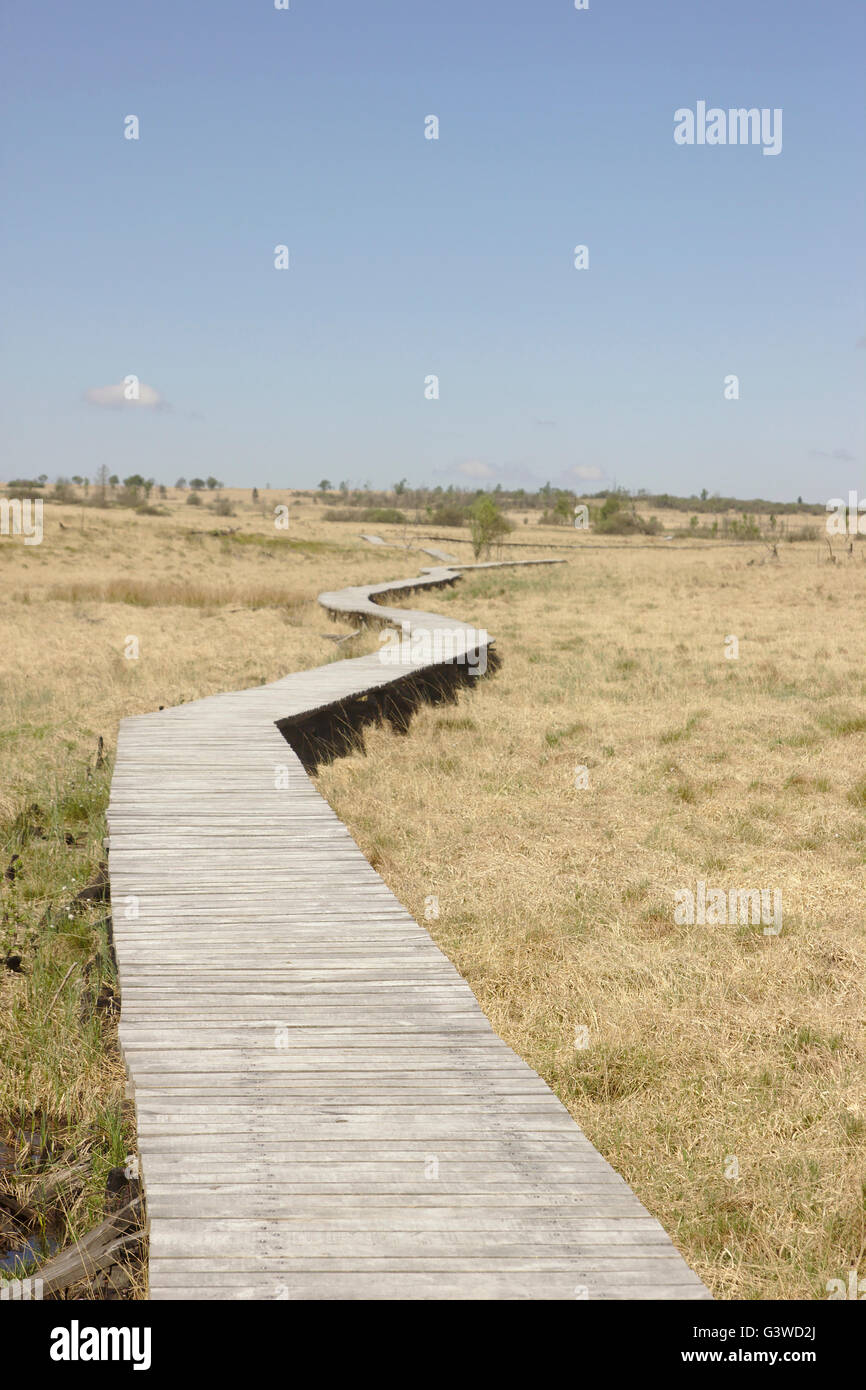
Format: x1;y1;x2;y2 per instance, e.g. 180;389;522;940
700;488;708;501
189;478;205;490
109;474;119;489
37;473;48;487
469;495;513;559
318;479;332;493
118;474;147;506
144;478;155;499
71;475;83;488
592;491;656;535
252;487;259;503
175;477;187;490
159;484;167;499
339;480;349;495
205;476;220;491
82;477;90;495
394;478;407;495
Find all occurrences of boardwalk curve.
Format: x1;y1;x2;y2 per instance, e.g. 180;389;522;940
108;559;710;1300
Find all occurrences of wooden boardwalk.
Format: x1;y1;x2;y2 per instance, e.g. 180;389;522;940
360;534;458;563
108;560;709;1301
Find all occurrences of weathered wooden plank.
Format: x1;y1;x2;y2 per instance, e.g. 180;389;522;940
148;1271;710;1301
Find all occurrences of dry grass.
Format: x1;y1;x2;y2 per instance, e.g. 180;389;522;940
35;579;308;610
1;494;863;1299
316;545;866;1300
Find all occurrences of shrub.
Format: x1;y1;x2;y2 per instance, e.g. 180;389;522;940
594;493;660;535
469;496;513;558
727;514;762;541
186;491;203;506
115;486;144;508
53;478;77;503
360;507;405;524
4;486;41;501
6;479;44;494
428;503;467;527
553;492;576;524
324;507;406;524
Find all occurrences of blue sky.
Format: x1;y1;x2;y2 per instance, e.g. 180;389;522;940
2;0;863;500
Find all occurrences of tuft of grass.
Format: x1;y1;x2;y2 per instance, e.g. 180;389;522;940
847;777;866;809
544;720;588;747
819;709;866;737
555;1046;663;1104
659;711;706;745
784;772;832;794
673;780;697;804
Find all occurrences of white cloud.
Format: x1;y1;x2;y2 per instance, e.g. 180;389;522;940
84;380;163;408
457;459;495;479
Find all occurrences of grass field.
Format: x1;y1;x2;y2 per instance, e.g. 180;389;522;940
1;492;863;1299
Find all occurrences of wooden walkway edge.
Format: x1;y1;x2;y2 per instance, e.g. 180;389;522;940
108;560;710;1300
